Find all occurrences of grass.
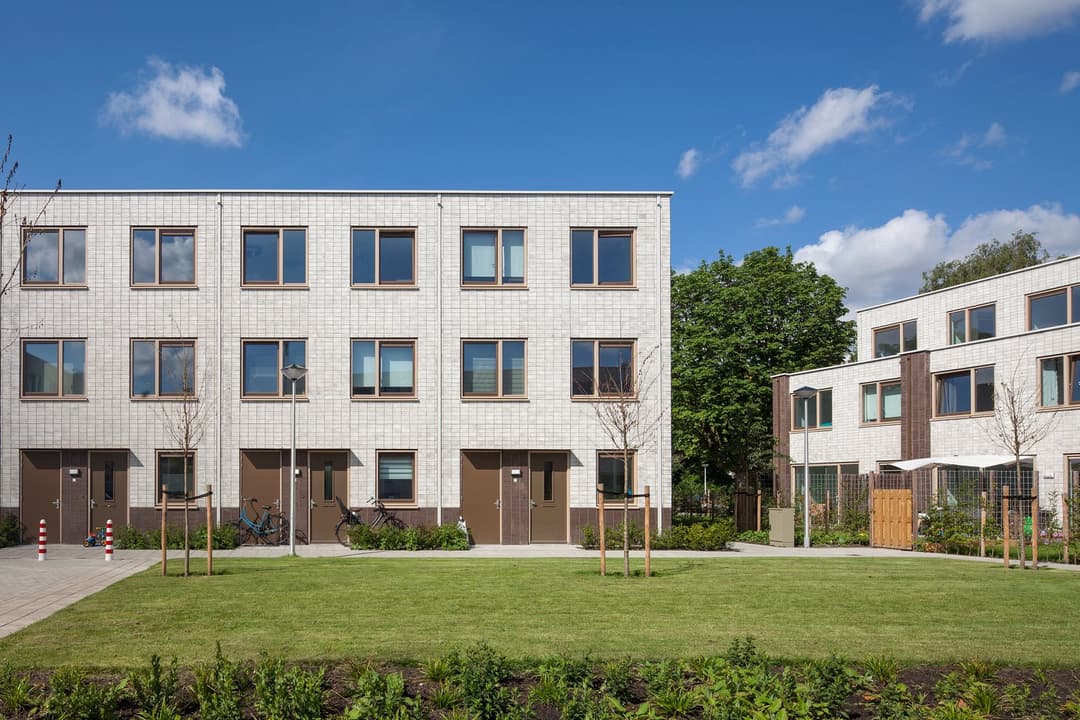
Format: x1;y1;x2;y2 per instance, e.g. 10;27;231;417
1;557;1079;668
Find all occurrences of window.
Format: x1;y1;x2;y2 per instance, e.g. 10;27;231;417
791;389;833;429
351;340;415;398
1039;353;1080;408
1028;285;1079;330
873;321;917;357
572;340;634;397
597;451;635;500
462;340;526;397
131;228;196;285
131;340;196;398
571;229;634;286
242;228;306;286
322;460;334;503
157;451;195;499
352;228;415;285
242;340;306;397
793;463;861;503
377;452;415;503
22;228;86;286
21;339;85;398
948;304;995;344
462;229;526;285
861;380;901;423
935;366;994;416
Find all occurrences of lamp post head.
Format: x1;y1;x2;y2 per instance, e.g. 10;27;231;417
791;385;817;400
281;363;308;382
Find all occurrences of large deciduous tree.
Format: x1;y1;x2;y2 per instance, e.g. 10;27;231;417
671;247;854;492
919;231;1048;293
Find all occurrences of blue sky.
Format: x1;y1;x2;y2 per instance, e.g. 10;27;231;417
3;1;1079;310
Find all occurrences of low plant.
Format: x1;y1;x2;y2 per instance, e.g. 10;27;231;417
735;529;769;544
599;657;636;703
803;654;857;719
0;514;22;547
192;644;247;720
421;656;453;683
445;642;522;720
37;668;123;720
579;520;736;551
348;523;468;551
252;655;325;720
114;524;239;550
126;654;181;717
0;664;37;714
344;666;422;720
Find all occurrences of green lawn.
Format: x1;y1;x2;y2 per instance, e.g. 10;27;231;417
2;557;1078;668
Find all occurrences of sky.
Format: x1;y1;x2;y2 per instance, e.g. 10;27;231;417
3;0;1079;312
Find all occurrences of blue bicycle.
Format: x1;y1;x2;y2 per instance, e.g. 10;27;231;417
237;497;290;545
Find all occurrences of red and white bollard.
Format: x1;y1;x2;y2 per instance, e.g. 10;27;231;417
38;519;47;561
104;519;113;561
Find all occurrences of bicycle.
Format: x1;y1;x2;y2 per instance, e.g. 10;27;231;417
237;497;290;545
334;496;406;546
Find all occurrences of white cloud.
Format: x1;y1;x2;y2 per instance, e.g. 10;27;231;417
933;58;975;87
940;122;1006;170
102;57;244;147
732;86;906;187
795;204;1080;311
756;205;806;227
1061;70;1080;94
676;148;700;179
919;0;1080;43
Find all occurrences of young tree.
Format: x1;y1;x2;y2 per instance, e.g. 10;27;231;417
587;345;661;577
919;231;1048;293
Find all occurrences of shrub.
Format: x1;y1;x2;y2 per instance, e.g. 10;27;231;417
37;668;123;720
347;522;468;551
126;654;181;717
113;524;238;550
736;529;769;544
192;644;247;720
445;643;522;720
252;656;325;720
0;514;22;548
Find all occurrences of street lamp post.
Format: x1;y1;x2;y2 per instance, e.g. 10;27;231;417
281;363;308;557
792;386;817;549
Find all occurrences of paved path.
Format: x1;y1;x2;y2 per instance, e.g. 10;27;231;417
2;541;1076;638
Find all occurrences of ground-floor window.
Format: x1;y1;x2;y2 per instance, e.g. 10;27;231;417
377;451;415;504
597;451;635;501
157;451;195;500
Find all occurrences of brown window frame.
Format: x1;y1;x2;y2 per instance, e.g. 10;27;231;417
241;339;307;399
241;227;307;288
933;365;995;418
872;320;917;357
860;379;902;424
20;338;87;399
947;303;996;345
130;339;198;399
376;450;417;506
1037;352;1080;409
20;227;87;287
1027;285;1079;330
570;228;636;288
350;339;417;399
790;388;833;430
156;450;196;503
571;339;636;399
351;227;417;287
596;450;637;506
130;227;197;287
461;339;528;399
460;227;527;287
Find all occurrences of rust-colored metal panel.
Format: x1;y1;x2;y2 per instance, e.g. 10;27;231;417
461;451;501;544
872;489;913;549
501;451;530;544
20;451;60;543
280;451;309;544
61;451;89;543
308;451;347;543
90;451;128;531
530;452;567;543
240;450;284;540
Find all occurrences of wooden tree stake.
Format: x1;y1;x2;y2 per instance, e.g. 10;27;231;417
597;484;606;576
979;491;987;557
1002;486;1010;569
1031;493;1039;570
183;494;190;578
1064;496;1071;565
206;483;213;577
644;485;652;578
756;489;762;532
160;485;168;577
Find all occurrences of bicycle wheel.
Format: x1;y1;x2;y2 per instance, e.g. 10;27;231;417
236;521;254;546
386;512;406;530
335;518;351;547
275;515;291;546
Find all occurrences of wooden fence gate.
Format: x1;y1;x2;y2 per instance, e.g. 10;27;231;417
871;488;912;549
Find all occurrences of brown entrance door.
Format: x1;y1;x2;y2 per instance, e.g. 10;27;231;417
21;451;61;544
309;451;347;542
461;451;501;544
530;452;568;543
281;451;309;544
240;450;284;538
90;452;128;532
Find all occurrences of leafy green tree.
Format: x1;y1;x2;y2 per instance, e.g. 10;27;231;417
919;230;1047;293
671;247;854;490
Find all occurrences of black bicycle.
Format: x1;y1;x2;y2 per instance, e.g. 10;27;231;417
335;496;406;546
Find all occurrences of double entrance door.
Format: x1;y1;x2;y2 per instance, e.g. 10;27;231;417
20;450;128;543
239;450;347;543
460;451;567;544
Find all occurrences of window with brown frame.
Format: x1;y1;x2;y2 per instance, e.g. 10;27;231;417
597;451;636;501
861;380;901;423
157;450;195;500
351;340;415;398
132;228;196;285
572;340;634;397
21;228;86;286
948;304;995;344
571;228;634;287
242;340;306;398
242;228;306;286
462;228;526;286
352;228;416;286
377;451;415;504
1039;352;1080;408
1028;285;1080;330
873;320;916;357
462;340;526;398
21;339;86;398
934;366;994;417
131;339;196;398
791;388;833;429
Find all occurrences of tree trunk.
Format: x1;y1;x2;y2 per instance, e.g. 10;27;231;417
623;449;630;578
182;453;190;577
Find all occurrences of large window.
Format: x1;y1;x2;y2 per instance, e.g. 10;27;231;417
462;340;526;397
791;388;833;429
948;304;995;344
571;229;634;287
597;451;635;501
1039;353;1080;408
873;321;917;357
377;452;415;503
21;339;85;398
462;229;525;286
242;228;306;286
1028;285;1079;330
351;340;415;398
935;366;994;416
861;380;901;423
242;340;306;397
131;340;196;398
352;228;415;286
572;340;634;397
22;228;86;286
157;451;195;499
132;228;196;285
